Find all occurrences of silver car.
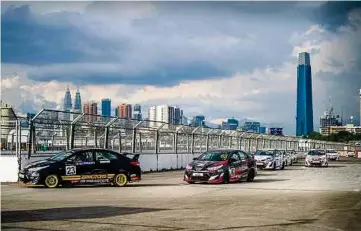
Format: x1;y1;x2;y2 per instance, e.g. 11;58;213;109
326;149;340;161
305;150;329;167
254;149;286;170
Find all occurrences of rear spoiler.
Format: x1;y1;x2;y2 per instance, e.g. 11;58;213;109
121;152;140;161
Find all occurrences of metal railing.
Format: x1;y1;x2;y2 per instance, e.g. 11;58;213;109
4;109;345;157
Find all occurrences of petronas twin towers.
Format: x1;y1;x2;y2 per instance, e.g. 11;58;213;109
63;87;82;120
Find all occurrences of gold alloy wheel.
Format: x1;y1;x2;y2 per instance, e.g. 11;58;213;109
114;173;128;187
44;174;59;188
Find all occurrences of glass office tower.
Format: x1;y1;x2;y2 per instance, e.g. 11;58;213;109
296;52;314;136
101;98;111;117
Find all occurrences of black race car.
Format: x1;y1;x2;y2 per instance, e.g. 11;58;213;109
18;148;141;188
184;149;257;184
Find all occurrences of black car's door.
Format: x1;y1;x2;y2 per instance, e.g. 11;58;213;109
94;150;120;174
64;150;95;177
228;152;242;180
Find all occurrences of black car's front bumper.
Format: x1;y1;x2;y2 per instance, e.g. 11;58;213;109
18;170;41;184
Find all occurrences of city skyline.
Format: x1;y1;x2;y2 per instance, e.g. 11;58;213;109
1;2;361;135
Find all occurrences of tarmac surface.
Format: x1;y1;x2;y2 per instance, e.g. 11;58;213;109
2;157;361;231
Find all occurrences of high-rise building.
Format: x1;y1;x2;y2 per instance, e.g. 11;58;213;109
148;105;177;128
192;115;205;127
115;108;118;117
319;100;342;135
148;106;157;127
243;121;261;133
296;52;314;136
133;104;142;121
221;118;239;130
174;107;183;125
117;104;132;119
73;88;82;113
62;87;72;120
101;98;111;117
83;101;98;122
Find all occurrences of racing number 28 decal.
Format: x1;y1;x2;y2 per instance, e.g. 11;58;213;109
65;165;76;175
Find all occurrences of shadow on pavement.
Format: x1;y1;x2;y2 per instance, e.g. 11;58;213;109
2;206;168;224
192;218;318;230
253;178;289;183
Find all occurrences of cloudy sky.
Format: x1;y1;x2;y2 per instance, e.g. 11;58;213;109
1;1;361;135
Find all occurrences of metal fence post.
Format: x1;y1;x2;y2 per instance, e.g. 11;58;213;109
94;129;98;148
118;131;122;153
70;124;75;149
132;128;136;153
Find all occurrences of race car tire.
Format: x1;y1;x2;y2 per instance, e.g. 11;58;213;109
223;172;230;184
281;162;285;170
113;173;128;187
186;181;194;184
44;174;60;188
246;169;255;182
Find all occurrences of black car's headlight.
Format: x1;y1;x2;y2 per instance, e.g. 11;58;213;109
28;166;48;174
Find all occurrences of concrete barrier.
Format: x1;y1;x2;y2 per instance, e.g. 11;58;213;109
0;155;19;182
1;152;200;182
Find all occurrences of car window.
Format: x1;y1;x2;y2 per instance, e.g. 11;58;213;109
230;153;241;162
68;151;93;162
238;151;247;160
96;151;118;161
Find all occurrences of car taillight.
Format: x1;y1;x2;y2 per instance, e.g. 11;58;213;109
130;161;140;167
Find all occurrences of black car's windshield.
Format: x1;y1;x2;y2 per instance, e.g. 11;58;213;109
198;152;229;161
308;150;326;155
48;151;73;161
254;150;275;156
326;150;337;153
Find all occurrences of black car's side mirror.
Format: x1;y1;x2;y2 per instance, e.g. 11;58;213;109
193;157;198;160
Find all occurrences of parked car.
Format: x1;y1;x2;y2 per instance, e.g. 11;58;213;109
18;148;141;188
183;149;257;184
326;149;340;161
288;150;298;164
304;149;328;167
280;150;293;166
254;149;285;170
347;151;356;157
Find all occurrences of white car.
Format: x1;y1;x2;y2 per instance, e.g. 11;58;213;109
305;150;328;167
287;150;298;164
280;150;293;166
326;149;340;161
254;149;285;170
347;151;356;157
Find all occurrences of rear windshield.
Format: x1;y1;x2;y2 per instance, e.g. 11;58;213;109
308;150;326;155
254;150;275;156
197;152;230;161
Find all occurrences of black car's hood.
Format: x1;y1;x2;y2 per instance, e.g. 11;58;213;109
24;159;57;169
190;160;225;171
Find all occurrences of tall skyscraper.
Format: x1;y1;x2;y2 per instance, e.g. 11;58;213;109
62;87;72;120
148;106;157;127
73;88;82;112
83;101;98;122
133;104;142;121
296;52;314;136
101;98;111;117
148;105;178;128
174;107;183;125
117;103;132;119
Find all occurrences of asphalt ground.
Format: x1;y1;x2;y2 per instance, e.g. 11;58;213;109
1;157;361;231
